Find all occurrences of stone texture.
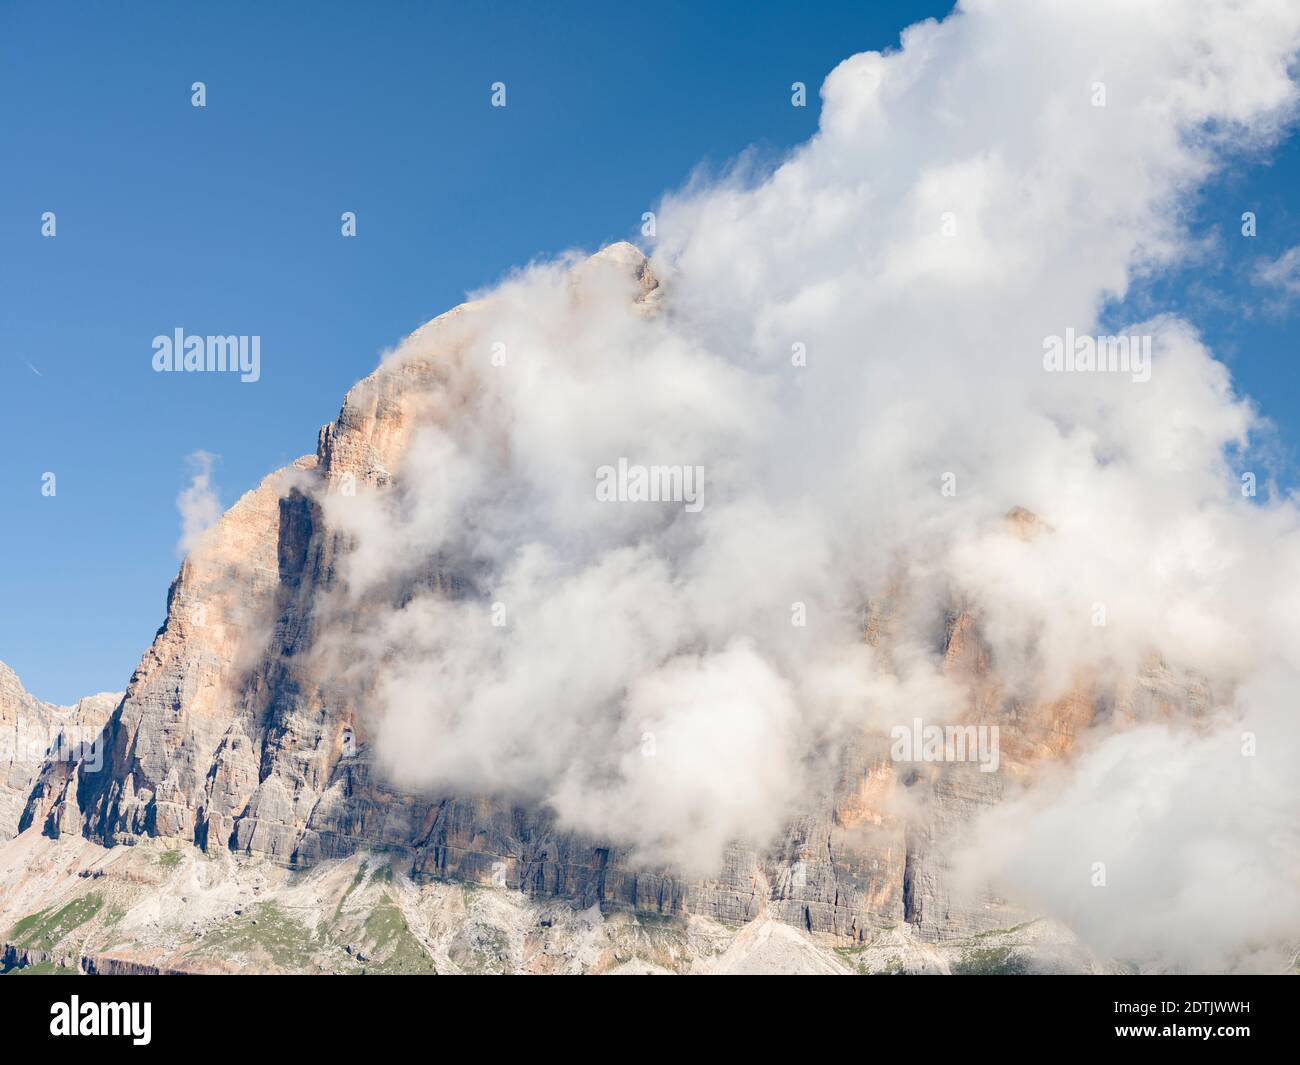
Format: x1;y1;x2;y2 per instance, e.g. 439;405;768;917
0;662;118;842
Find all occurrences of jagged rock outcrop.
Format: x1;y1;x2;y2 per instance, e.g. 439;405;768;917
0;662;119;842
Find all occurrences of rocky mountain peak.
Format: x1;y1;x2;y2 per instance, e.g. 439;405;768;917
0;245;1218;975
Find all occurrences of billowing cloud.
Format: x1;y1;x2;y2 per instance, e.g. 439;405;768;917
950;667;1300;973
309;0;1300;965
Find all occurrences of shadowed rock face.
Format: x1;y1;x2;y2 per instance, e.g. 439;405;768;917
0;663;119;842
12;244;1203;944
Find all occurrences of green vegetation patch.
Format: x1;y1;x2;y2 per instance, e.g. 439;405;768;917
360;899;437;975
952;945;1031;975
157;850;183;869
7;960;80;975
7;893;104;952
190;901;326;971
183;886;436;975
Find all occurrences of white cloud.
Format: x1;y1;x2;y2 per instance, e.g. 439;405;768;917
176;450;222;556
306;0;1300;967
950;667;1300;972
1255;243;1300;304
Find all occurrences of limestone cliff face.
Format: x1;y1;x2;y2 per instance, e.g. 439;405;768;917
0;663;119;842
15;243;1203;944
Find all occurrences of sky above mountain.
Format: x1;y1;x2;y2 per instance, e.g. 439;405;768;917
2;0;1300;712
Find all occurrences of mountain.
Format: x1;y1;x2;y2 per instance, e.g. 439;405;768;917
0;245;1205;974
0;663;119;843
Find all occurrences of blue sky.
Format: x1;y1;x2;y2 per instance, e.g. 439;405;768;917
2;0;1298;704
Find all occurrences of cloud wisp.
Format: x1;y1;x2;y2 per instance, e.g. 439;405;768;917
177;450;222;557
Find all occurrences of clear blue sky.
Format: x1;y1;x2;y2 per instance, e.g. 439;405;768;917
2;0;1298;704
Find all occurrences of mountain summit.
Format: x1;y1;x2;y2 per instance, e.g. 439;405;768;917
0;247;1220;975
